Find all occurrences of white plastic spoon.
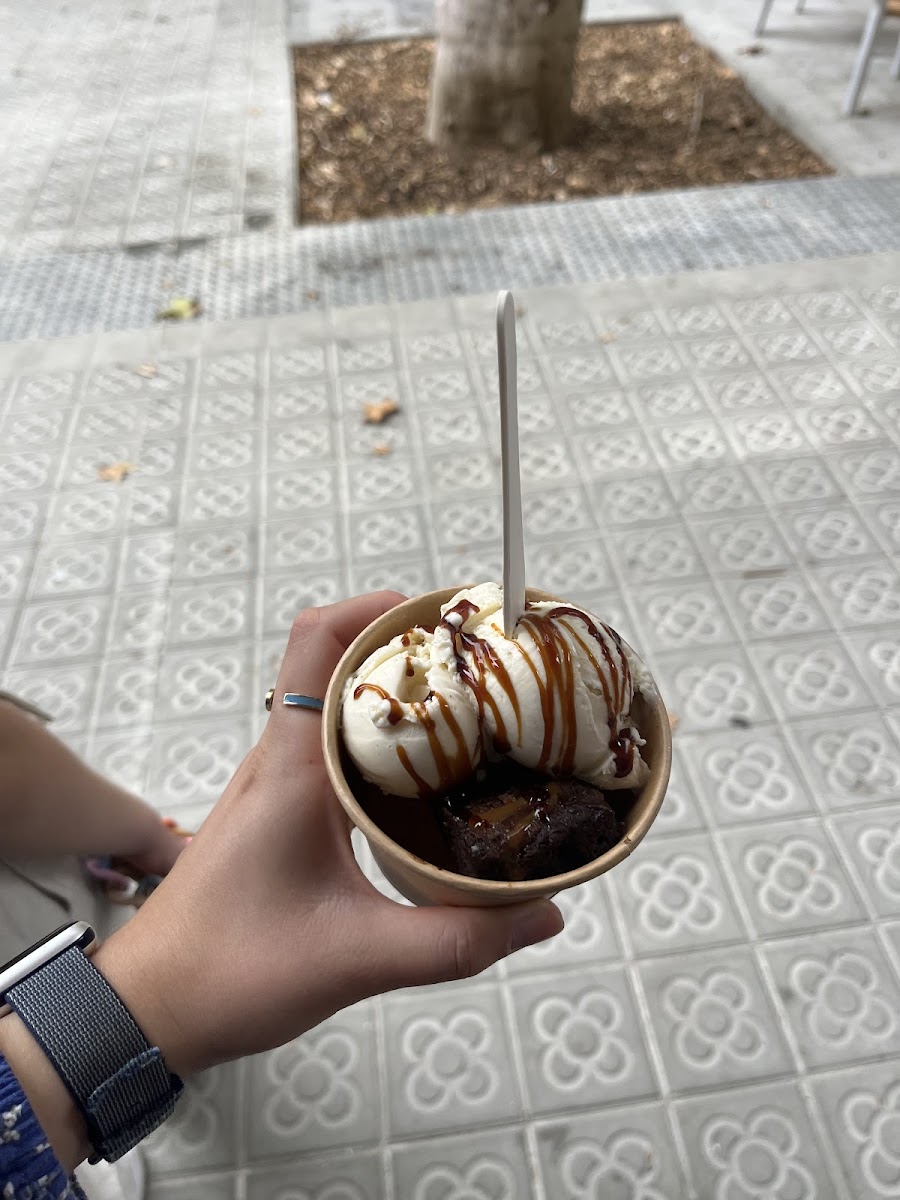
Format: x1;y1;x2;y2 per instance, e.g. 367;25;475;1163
497;290;526;637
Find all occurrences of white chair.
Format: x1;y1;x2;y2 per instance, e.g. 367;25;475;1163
755;0;900;115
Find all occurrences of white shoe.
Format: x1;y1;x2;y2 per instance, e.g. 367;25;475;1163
76;1147;146;1200
115;1148;147;1200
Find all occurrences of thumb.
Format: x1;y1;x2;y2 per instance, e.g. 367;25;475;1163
371;899;565;991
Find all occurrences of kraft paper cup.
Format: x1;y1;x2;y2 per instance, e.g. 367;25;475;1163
323;587;671;907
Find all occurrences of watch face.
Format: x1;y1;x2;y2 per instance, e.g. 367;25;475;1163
0;921;96;1007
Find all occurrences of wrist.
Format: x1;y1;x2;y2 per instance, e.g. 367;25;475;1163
92;921;203;1079
0;1010;90;1173
0;925;189;1170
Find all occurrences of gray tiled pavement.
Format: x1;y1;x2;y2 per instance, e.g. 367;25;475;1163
3;251;900;1198
680;0;900;178
2;0;898;285
4;174;900;342
0;0;293;256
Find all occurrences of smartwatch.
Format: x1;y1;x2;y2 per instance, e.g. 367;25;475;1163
0;921;183;1162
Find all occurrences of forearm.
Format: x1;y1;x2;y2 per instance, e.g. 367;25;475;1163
0;703;160;859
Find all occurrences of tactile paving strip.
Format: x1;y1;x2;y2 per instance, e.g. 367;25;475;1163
3;176;900;342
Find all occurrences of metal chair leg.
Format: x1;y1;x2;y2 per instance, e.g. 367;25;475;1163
843;1;887;116
756;0;777;36
891;30;900;78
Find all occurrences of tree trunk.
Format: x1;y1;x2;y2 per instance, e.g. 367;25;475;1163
426;0;584;151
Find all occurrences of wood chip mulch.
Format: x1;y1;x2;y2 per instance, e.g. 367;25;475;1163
293;21;832;225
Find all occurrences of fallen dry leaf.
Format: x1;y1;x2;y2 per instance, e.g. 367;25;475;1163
362;397;399;424
304;289;320;301
135;362;158;378
97;461;135;483
155;296;202;321
667;710;680;733
372;443;392;456
737;44;766;56
598;331;617;344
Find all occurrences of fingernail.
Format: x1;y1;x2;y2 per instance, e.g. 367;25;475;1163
510;902;565;953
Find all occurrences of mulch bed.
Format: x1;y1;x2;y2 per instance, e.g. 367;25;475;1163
293;20;832;224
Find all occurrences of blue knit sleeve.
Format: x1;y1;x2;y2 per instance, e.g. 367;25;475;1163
0;1056;86;1200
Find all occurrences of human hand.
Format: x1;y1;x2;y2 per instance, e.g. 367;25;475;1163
118;813;188;879
95;593;564;1077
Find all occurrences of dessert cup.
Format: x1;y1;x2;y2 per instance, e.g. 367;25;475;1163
323;587;671;907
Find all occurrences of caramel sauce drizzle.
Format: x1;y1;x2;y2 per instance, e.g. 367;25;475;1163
396;746;430;795
437;599;637;781
357;598;638;798
467;781;563;851
485;602;635;779
517;611;577;775
409;692;472;793
440;598;522;755
353;682;404;725
355;673;474;796
467;798;526;826
541;606;636;778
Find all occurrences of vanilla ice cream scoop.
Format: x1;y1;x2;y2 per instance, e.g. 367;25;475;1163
433;582;651;790
342;583;654;798
341;624;481;797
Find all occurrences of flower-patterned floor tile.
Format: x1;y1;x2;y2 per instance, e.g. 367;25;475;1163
510;965;658;1113
245;1151;385;1200
683;726;816;826
810;1058;900;1200
719;818;867;937
148;1175;236;1200
504;875;621;976
761;928;900;1070
390;1127;533;1200
823;810;900;920
638;945;793;1094
611;832;747;957
674;1081;839;1200
381;984;521;1137
535;1102;688;1200
142;1061;242;1175
245;1004;380;1160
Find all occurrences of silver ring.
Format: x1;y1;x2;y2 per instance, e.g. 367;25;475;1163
265;689;325;713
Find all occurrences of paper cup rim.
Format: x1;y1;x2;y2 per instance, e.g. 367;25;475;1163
323;587;672;901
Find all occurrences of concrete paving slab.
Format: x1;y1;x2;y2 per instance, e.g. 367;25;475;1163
681;0;900;177
287;0;677;43
2;248;900;1198
0;0;294;256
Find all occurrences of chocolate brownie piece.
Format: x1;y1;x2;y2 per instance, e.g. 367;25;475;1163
435;764;621;882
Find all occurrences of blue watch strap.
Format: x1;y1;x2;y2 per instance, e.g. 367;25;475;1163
6;943;183;1162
